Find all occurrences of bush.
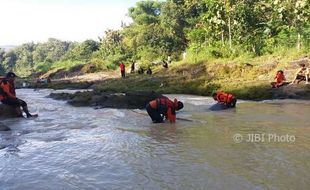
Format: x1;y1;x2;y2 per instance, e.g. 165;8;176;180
51;60;85;70
34;62;52;73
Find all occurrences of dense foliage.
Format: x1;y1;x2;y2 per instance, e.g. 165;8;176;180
0;0;309;77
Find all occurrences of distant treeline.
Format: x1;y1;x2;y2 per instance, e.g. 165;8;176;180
0;0;309;76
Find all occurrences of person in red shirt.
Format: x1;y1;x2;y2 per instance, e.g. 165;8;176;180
212;91;237;108
119;62;125;78
271;70;286;88
0;72;37;118
146;96;184;123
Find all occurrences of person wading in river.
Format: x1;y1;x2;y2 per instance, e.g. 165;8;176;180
212;91;237;108
146;97;184;123
0;72;37;118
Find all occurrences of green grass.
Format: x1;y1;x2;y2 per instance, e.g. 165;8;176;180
51;60;85;70
93;47;309;100
31;47;309;100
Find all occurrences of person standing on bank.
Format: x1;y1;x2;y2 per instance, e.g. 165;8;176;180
130;62;135;73
167;55;172;64
0;72;38;118
120;62;126;78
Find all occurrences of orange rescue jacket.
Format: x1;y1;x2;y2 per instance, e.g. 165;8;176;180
274;72;286;83
0;78;17;101
149;97;178;123
215;92;235;105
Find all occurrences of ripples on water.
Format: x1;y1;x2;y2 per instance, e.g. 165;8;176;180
0;90;310;190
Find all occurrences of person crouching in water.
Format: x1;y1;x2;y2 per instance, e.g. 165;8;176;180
0;72;37;118
271;70;286;88
212;91;237;108
146;97;184;123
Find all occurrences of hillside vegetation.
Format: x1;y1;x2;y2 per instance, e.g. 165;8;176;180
0;0;309;99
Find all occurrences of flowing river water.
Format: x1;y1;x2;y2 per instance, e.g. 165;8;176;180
1;89;310;190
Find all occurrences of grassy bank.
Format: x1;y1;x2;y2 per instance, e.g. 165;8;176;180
94;71;272;100
93;48;308;100
30;48;309;100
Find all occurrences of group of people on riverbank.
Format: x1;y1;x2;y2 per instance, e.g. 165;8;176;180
271;63;309;88
120;62;154;78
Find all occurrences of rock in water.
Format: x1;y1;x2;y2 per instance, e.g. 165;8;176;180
272;84;310;100
209;103;233;111
0;104;19;118
0;122;10;131
125;91;162;109
50;90;163;109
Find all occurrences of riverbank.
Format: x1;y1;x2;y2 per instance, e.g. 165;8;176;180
23;50;310;101
45;77;310;109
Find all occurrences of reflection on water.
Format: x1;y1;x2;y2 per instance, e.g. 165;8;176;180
0;90;310;189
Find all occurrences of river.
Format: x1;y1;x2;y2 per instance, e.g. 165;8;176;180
0;89;310;190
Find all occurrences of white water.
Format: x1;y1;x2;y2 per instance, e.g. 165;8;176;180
1;89;310;190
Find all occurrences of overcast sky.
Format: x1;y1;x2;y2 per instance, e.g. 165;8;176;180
0;0;141;46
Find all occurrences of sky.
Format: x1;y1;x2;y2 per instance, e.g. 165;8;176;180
0;0;141;46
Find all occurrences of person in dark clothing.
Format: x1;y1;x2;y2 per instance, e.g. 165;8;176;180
0;72;37;118
119;63;126;78
131;62;135;73
291;63;309;84
163;60;168;69
138;67;144;74
146;97;184;123
146;68;152;75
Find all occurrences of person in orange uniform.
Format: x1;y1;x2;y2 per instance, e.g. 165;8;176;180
271;70;286;88
212;91;237;108
146;97;184;123
120;62;125;78
0;72;37;118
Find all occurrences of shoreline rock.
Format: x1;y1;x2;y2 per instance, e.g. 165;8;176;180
0;104;20;118
0;122;10;131
49;90;163;109
271;84;310;100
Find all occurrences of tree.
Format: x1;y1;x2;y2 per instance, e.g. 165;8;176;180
13;42;36;76
2;50;17;71
63;39;99;61
128;1;162;25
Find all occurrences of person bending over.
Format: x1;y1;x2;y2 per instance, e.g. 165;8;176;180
0;72;37;118
146;97;184;123
212;91;237;108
